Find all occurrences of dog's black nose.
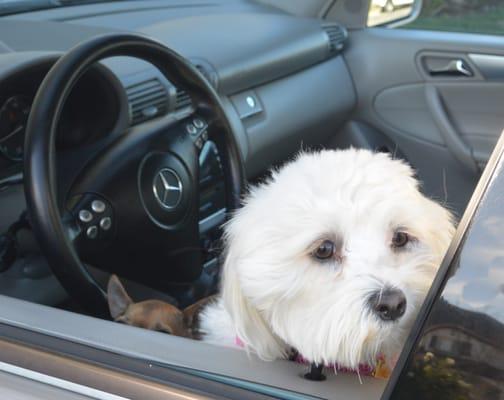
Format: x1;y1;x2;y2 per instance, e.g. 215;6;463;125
369;288;407;321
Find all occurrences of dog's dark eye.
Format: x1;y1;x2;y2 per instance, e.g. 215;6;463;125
392;231;409;248
313;240;335;260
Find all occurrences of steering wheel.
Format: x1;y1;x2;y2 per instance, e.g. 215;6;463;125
23;33;245;315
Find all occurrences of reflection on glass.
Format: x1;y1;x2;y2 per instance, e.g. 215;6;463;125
390;165;504;399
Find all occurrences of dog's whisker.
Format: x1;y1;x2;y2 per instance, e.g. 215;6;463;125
356;369;363;385
377;286;384;304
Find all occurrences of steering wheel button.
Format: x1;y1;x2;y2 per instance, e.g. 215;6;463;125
193;118;204;129
86;226;98;239
186;124;197;135
78;209;93;223
91;200;106;213
100;217;112;231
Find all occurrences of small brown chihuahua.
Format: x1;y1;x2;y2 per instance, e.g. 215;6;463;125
107;275;215;339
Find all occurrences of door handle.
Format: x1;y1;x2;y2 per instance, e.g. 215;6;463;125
429;59;473;77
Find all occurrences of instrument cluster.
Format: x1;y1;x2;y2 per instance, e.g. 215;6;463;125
0;95;31;161
0;61;124;168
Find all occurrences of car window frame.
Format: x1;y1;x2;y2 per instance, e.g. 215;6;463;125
0;322;281;400
381;129;504;399
0;291;387;400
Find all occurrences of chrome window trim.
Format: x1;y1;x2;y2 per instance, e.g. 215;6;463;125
0;360;129;400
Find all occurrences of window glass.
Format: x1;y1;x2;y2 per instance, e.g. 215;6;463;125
387;147;504;400
368;0;504;36
368;0;417;27
405;0;504;35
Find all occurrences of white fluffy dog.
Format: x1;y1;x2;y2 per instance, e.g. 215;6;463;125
200;148;454;369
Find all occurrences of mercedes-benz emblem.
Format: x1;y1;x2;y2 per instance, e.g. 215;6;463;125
152;168;183;209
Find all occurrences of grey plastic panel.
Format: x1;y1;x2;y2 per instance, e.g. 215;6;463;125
0;51;59;78
374;82;502;171
424;84;478;173
3;0;277;23
325;0;370;30
140;14;330;95
436;82;504;162
0;2;331;95
0;295;386;400
344;27;504;119
469;53;504;81
0;41;12;53
344;28;504;149
255;0;329;17
374;83;443;145
241;56;356;178
342;28;504;214
375;81;504;160
425;84;479;173
0;20;113;51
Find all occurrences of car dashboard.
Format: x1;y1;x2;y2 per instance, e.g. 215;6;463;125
0;0;356;305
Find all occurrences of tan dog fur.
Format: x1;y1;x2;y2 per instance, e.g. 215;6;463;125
107;275;215;339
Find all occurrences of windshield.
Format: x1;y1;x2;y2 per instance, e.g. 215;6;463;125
0;0;123;16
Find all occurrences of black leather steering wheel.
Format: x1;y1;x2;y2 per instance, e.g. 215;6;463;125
24;33;245;315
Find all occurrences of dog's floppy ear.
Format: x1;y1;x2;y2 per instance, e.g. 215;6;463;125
221;247;287;361
107;274;133;320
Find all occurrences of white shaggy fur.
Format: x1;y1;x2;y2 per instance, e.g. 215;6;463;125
200;149;455;368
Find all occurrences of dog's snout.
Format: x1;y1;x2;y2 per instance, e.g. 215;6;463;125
369;288;407;322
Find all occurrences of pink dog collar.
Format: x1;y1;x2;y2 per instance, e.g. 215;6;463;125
235;336;245;347
234;336;391;379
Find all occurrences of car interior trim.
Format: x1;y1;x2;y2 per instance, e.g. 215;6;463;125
0;323;287;400
0;360;128;400
0;294;386;399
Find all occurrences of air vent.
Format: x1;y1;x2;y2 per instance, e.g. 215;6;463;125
126;78;168;125
175;89;192;111
322;23;347;56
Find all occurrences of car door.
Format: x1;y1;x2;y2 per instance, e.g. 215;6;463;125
327;0;504;217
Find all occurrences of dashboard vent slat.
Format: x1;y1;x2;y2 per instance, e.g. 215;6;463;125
322;23;347;56
126;78;168;125
175;89;192;111
130;93;167;109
